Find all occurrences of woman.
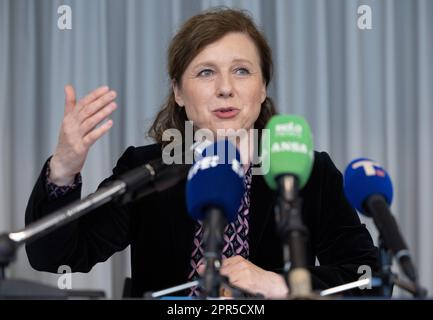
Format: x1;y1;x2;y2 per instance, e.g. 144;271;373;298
25;8;378;298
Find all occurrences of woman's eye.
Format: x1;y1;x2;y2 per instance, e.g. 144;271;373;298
235;68;250;75
197;69;214;77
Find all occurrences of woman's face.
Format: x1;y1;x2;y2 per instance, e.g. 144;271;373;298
173;32;267;136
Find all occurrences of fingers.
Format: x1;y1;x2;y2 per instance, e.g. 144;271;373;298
64;85;76;114
220;264;249;293
221;255;245;268
220;256;249;280
64;85;118;148
224;272;243;287
80;102;117;136
196;257;244;277
76;85;110;109
220;260;247;276
53;85;116;179
83;119;113;147
220;256;259;281
78;90;117;121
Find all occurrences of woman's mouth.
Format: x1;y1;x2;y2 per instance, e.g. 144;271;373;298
212;107;240;119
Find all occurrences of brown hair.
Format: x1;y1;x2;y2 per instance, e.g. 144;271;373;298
148;7;277;145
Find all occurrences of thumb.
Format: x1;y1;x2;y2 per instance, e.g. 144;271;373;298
64;84;76;114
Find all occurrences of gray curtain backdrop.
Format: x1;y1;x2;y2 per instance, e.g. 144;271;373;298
0;0;432;298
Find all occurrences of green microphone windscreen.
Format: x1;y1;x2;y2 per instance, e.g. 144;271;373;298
261;115;314;190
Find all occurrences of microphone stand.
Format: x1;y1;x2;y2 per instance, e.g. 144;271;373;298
0;231;106;299
144;207;260;300
201;207;225;298
375;237;427;298
378;237;394;297
199;207;254;299
0;162;189;298
275;175;313;298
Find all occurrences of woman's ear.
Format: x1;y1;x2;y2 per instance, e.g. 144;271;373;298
260;83;267;104
172;80;185;107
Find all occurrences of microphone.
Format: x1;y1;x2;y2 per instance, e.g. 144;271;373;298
115;158;189;204
7;142;208;249
343;158;418;283
115;140;212;204
261;114;314;297
186;139;245;297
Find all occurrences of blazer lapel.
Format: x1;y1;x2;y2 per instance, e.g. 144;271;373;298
248;173;276;261
158;180;196;284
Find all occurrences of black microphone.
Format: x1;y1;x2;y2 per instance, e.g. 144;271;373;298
363;194;416;282
343;158;426;297
4;142;208;250
115;140;212;204
114;157;189;204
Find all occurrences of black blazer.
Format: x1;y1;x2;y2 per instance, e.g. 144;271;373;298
25;144;379;297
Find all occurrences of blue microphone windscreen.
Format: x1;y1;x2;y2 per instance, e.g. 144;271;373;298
186;140;245;223
343;158;393;216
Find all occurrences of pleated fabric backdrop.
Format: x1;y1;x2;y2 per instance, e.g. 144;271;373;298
0;0;431;298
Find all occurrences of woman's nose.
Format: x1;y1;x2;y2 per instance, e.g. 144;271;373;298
216;74;234;98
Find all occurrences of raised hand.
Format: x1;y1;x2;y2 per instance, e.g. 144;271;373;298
49;85;117;186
